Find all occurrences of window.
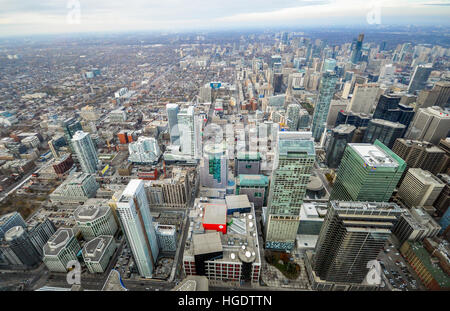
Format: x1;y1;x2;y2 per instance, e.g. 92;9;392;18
255;192;262;197
246;164;252;169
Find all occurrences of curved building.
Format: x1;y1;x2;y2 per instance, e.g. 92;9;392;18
74;204;118;240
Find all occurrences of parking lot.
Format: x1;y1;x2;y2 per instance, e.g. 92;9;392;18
377;240;425;291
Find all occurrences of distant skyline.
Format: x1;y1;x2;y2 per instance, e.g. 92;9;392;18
1;0;450;37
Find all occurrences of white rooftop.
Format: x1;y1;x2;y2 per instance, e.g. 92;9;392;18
350;143;398;168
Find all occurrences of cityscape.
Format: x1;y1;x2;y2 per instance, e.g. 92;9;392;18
0;0;449;299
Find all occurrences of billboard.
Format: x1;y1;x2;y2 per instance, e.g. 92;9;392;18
210;82;222;89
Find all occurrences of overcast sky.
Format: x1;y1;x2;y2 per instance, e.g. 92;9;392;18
1;0;449;36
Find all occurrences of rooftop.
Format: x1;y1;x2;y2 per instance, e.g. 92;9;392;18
237;174;269;187
236;151;261;160
278;132;315;156
192;232;223;255
82;235;114;262
350;143;399;168
74;203;110;222
225;195;252;210
203;203;227;225
43;228;75;256
408;168;446;186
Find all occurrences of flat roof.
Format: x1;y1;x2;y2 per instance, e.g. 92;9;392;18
225;195;251;210
43;228;74;256
203;203;227;225
74;204;109;222
408;168;445;186
278;132;315;156
349;143;399;168
237;174;269;187
236;151;261;160
82;235;113;262
192;232;223;256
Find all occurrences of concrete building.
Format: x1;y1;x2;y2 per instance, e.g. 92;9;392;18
408;64;433;94
72;131;99;174
234;152;261;175
330;141;406;202
43;228;81;272
405;106;450;144
335;110;371;128
362;119;406;149
348;84;380;115
116;180;159;278
393;208;441;245
392;138;446;175
28;218;57;257
286;103;301;131
326;99;348;127
3;226;41;267
166;104;180;145
398;168;445;208
235;174;269;208
82;235;117;273
74;202;118;240
310;201;402;285
177;106;195;157
49;172;99;206
109;108;127;122
128;137;161;164
265;132;315;251
434;174;450;216
326;124;356;169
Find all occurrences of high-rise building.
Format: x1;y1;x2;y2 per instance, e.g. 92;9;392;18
335;110;371;128
373;95;415;129
436;138;450;175
408;64;433;94
28;218;56;257
0;212;26;240
398;168;445;208
166;104;180;145
330;140;406;202
3;226;41;267
236;174;269;208
265;132;315;251
71;131;99;174
350;33;364;64
43;228;81;272
49;172;99;206
200;143;228;189
434;174;450;216
286;103;301;131
431;80;450;108
348;84;380;115
392;138;446;175
154;224;177;252
116;180;159;278
128;137;161;164
177;106;195;157
322;58;336;72
74;203;118;240
362;119;406;149
82;235;117;273
62;117;82;146
393;208;441;245
311;71;338;141
311;201;402;284
326;100;348;127
326;124;356;169
405;106;450;144
234;152;261;175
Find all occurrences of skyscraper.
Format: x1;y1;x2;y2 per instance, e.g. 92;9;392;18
405;106;450;144
265;132;315;251
311;71;338;141
286;103;301;131
330;140;406;202
326;124;356;169
166;104;180;145
348;84;380;115
322;58;336;72
116;179;159;278
312;201;402;284
350;33;364;64
177;106;195;157
200;143;228;189
362;119;406;149
373;95;415;129
71;131;99;174
408;64;433;94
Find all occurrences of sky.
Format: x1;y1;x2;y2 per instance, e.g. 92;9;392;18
0;0;450;37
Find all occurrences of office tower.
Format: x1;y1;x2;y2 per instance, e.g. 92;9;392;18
417;89;440;109
322;58;336;72
3;226;41;267
398;168;445;208
350;33;364;64
128;137;161;164
405;106;450;144
177;106;195;157
48;135;67;160
236;174;269;208
436;138;450;174
434;174;449;216
0;212;26;240
408;64;433;94
349;84;380;115
265;132;315;251
373;94;415;129
154;224;177;252
335;110;371;128
330;140;406;202
200;143;228;189
311;71;338;141
62;117;82;142
82;235;117;273
379;63;395;81
270;55;282;69
286;103;301;131
166;104;180;145
43;228;81;272
28;218;56;257
326;100;348;127
298;109;310;129
74;204;118;240
312;201;402;284
326;124;356;169
362;119;406;149
432;80;450;108
71;131;99;174
49;172;99;206
393;208;441;245
116;180;159;278
234;152;261;175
